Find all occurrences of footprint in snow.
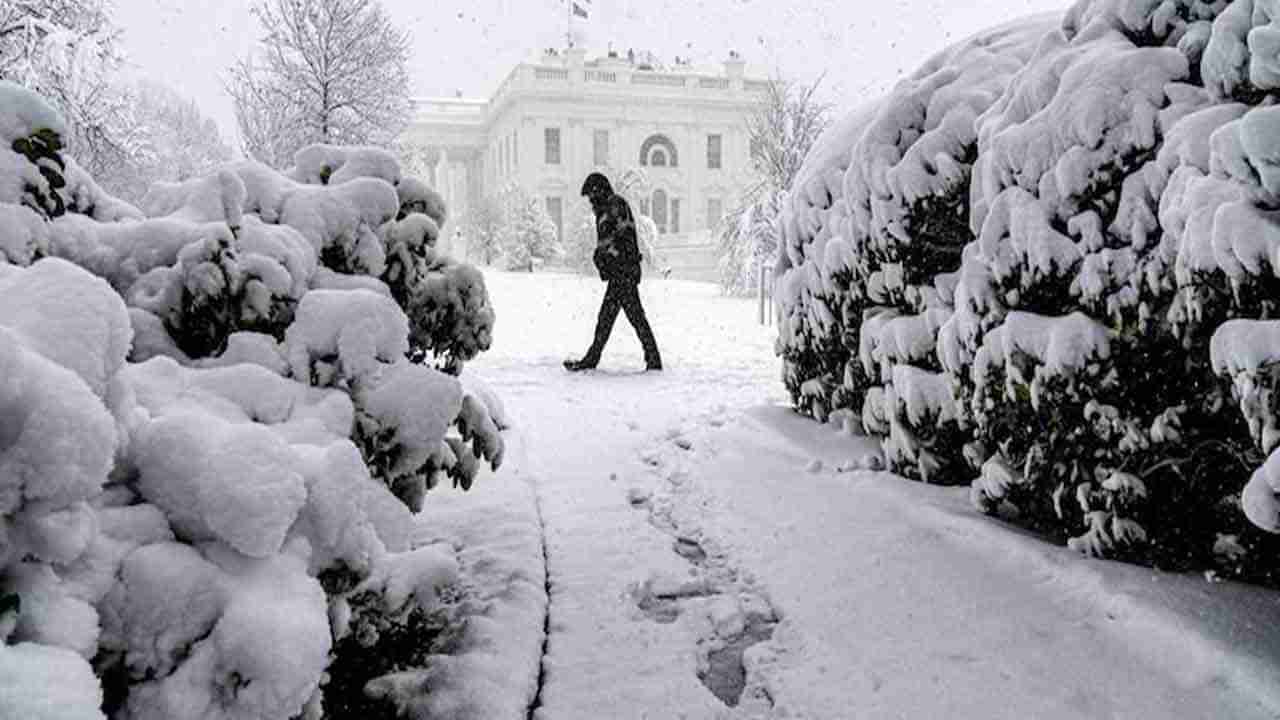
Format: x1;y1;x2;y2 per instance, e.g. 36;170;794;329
673;536;708;564
627;487;652;507
630;486;782;711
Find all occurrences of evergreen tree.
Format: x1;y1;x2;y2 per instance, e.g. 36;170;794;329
500;189;560;272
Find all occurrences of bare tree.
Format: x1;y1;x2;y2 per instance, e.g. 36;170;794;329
0;0;147;187
226;56;307;169
133;82;233;182
103;81;235;200
746;74;831;194
719;74;830;295
0;0;115;77
227;0;412;167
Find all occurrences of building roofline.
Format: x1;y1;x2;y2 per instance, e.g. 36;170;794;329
411;96;489;106
417;47;765;107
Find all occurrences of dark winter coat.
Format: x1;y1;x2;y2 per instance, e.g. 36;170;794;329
588;194;642;285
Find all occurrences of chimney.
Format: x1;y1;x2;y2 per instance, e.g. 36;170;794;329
724;50;745;80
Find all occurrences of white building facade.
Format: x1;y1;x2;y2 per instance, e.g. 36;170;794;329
402;48;767;276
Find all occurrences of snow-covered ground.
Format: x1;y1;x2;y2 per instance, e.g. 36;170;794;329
464;269;1280;719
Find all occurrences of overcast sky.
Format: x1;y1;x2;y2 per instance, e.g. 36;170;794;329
115;0;1067;144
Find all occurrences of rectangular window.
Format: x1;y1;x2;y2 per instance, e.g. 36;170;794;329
671;198;681;234
512;130;519;167
707;134;723;169
546;196;563;242
639;197;650;217
707;198;723;230
593;129;609;166
545;127;561;165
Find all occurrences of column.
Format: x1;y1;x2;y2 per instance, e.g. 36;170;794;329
436;148;453;254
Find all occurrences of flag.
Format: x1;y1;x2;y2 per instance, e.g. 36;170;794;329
571;1;589;19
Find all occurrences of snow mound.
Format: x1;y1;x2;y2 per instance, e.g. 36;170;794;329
291;143;401;187
0;80;66;142
120;544;330;720
131;412;307;557
285;288;410;387
139;169;245;225
0;641;104;720
0;258;132;398
0;203;49;264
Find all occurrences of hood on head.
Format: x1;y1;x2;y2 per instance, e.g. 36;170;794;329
581;172;613;202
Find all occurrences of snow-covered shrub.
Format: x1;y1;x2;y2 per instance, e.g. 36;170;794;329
0;259;131;719
775;18;1051;432
635;212;664;273
562;198;598;273
774;101;880;422
406;257;496;374
778;2;1280;579
946;2;1268;565
396;176;447;226
1;81;70;221
324;545;459;719
845;18;1048;482
382;212;442;304
0;87;507;717
501;190;560;272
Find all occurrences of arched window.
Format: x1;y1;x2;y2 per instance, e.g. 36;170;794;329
652;188;668;233
639;134;678;167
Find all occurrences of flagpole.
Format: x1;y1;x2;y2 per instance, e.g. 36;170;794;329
566;0;572;49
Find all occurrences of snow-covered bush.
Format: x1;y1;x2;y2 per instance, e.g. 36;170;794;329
406;257;496;374
500;188;560;272
773;90;891;425
948;2;1263;565
777;2;1280;580
0;83;507;717
834;19;1049;483
562;198;598;273
2;81;70;220
395;176;447;226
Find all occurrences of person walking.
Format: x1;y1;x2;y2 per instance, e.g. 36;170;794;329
564;173;663;372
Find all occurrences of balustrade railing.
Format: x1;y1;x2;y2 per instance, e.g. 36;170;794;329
631;73;687;87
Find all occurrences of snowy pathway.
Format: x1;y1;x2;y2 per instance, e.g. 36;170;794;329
469;270;1280;720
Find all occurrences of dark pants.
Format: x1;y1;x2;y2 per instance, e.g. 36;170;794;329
584;281;661;366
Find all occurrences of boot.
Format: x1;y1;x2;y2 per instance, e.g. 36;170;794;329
564;357;597;372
